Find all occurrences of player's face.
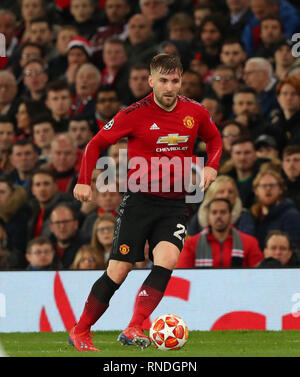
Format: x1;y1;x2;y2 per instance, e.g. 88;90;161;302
149;69;182;111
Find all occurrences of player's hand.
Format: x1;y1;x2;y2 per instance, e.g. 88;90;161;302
203;166;217;191
73;184;92;202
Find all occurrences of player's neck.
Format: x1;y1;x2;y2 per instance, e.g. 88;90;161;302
153;94;178;112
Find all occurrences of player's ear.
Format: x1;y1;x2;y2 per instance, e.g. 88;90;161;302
148;74;154;89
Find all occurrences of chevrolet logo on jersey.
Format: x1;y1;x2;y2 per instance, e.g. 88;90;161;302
157;134;189;146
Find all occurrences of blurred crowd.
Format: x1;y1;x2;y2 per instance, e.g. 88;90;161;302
0;0;300;271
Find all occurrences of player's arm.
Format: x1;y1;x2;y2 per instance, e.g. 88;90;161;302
74;133;111;201
198;108;223;190
74;113;133;202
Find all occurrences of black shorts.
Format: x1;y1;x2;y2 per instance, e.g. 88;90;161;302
109;192;188;263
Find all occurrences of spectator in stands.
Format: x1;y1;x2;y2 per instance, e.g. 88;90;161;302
0;116;15;174
71;244;105;270
258;230;300;268
0;249;14;270
90;0;131;63
80;184;121;243
49;203;86;268
95;85;122;129
0;176;30;258
242;0;300;55
125;13;158;67
14;42;45;87
0;71;19;124
193;4;214;28
6;139;39;189
100;37;129;102
282;145;300;211
32;115;56;164
139;0;170;42
68;114;94;150
15;98;48;139
89;214;117;268
167;12;195;43
22;59;49;101
42;133;81;194
220;38;247;80
221;136;270;208
269;75;300;151
17;0;47;43
28;16;56;60
195;14;228;69
18;41;44;71
201;97;224;126
187;174;256;236
210;65;239;120
25;235;63;270
65;36;92;85
274;38;295;80
242;57;279;120
252;167;300;250
179;70;203;102
220;120;243;166
0;9;19;61
254;134;280;160
28;168;78;240
125;63;151;106
189;52;213;84
252;15;285;59
177;198;262;268
232;86;267;137
225;0;252;35
69;0;98;40
48;25;79;79
45;80;72;133
71;63;101;118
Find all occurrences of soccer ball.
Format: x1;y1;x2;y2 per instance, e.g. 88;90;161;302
149;314;188;350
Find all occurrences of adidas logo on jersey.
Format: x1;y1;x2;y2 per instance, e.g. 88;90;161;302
150;123;160;130
139;290;149;297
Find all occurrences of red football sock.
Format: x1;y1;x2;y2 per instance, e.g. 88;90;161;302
128;265;172;328
75;293;109;334
74;272;120;334
128;285;164;328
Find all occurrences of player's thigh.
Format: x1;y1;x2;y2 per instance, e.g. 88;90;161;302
148;212;187;264
109;193;151;263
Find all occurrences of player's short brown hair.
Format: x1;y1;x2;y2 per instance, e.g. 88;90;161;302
150;53;183;75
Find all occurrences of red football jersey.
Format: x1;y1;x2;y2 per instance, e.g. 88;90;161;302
78;93;222;198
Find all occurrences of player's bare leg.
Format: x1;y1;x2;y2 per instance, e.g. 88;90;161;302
69;260;132;351
118;242;179;349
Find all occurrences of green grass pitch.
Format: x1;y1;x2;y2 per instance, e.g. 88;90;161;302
1;330;300;357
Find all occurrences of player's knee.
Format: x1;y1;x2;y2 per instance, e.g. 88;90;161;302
107;260;133;285
153;242;180;270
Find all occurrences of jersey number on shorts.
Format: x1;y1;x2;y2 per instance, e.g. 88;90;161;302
173;224;186;244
